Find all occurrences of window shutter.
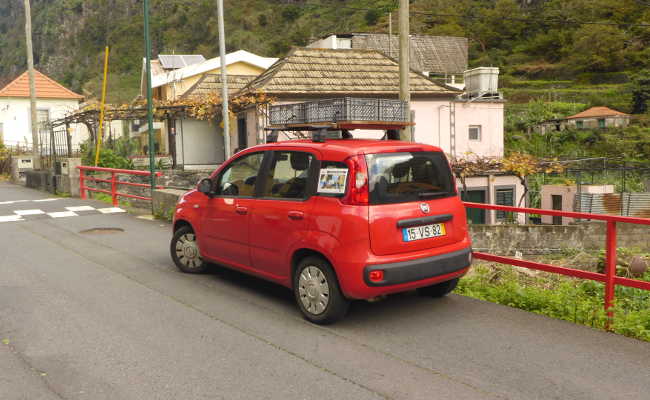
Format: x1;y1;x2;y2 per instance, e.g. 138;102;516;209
496;189;514;220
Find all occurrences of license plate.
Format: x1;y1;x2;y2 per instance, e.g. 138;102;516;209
402;223;446;242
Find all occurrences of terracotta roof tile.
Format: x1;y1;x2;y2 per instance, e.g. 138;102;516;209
0;70;83;100
566;106;629;119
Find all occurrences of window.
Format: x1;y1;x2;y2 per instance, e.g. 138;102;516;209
598;118;606;129
469;125;481;141
216;152;265;197
366;151;455;205
262;151;314;199
576;120;584;129
495;188;514;221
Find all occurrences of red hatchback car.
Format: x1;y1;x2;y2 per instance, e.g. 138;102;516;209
171;139;472;324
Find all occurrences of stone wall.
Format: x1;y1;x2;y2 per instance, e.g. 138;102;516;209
470;223;650;254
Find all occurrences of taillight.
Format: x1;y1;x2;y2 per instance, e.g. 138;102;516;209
342;155;369;205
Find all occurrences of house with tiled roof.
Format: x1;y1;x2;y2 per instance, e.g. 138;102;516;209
565;106;631;130
0;70;82;148
237;47;505;160
535;106;631;134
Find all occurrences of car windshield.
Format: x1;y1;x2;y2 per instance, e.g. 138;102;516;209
366;151;455;205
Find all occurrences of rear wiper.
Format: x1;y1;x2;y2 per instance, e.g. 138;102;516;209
417;191;448;198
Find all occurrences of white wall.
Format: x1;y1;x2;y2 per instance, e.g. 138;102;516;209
0;98;80;147
412;99;504;158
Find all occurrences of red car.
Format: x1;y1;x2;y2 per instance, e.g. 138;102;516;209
171;139;472;324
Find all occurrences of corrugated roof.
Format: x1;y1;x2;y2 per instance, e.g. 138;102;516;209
151;50;278;89
242;48;459;96
350;33;468;74
566;106;630;119
182;74;257;99
0;70;83;100
158;54;206;70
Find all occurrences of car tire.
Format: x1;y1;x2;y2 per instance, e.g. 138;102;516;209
417;278;459;298
171;225;208;274
293;256;349;325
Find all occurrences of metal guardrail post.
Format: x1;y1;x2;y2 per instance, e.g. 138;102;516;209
79;169;86;200
111;171;118;206
604;221;617;330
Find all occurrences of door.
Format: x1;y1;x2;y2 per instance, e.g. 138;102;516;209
200;152;265;268
552;194;563;225
249;150;317;278
462;190;486;224
237;117;247;151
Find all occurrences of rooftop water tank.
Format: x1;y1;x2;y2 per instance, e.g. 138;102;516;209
464;67;499;98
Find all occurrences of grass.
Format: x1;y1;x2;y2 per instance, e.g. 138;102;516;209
89;192;133;209
456;250;650;342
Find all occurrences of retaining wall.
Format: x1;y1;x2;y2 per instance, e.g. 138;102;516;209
469;223;650;254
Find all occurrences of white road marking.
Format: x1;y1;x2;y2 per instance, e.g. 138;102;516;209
0;200;30;205
0;215;24;222
65;206;96;212
48;211;78;218
33;198;61;202
98;207;126;214
14;209;46;216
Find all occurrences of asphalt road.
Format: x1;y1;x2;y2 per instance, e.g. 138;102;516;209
1;181;649;400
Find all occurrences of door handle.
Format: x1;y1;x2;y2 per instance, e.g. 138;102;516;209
288;211;304;220
235;206;248;215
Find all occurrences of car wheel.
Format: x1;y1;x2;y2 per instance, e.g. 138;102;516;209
294;257;349;325
417;278;459;298
171;226;208;273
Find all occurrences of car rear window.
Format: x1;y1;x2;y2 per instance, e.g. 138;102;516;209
366;152;455;205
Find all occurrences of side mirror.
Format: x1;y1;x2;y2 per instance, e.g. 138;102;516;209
198;178;213;196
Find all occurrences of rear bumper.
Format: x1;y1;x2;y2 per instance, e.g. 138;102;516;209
364;247;472;287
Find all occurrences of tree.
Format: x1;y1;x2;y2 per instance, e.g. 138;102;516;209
630;69;650;114
567;25;626;72
502;152;564;206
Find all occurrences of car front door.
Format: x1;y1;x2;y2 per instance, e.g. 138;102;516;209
249;149;319;280
200;151;266;269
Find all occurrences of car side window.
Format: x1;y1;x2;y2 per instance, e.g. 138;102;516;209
262;151;314;199
216;152;265;197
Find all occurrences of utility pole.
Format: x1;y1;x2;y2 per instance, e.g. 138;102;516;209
399;0;411;141
217;0;230;159
143;0;156;200
23;0;40;169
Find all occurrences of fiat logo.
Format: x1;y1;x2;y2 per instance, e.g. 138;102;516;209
420;203;430;213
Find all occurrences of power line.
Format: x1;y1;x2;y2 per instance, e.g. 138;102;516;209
279;2;650;28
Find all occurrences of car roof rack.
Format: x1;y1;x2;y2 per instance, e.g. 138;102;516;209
266;97;413;143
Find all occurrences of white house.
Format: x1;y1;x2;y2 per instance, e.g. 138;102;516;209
0;70;83;149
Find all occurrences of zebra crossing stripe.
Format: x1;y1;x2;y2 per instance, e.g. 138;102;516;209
48;211;78;218
0;215;24;223
14;209;46;216
98;207;126;214
66;206;96;212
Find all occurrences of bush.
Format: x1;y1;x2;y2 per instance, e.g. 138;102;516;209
82;148;134;170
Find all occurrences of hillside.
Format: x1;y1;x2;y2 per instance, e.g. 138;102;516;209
1;0;650;103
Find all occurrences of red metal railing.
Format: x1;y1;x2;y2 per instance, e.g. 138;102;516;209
77;166;163;206
463;202;650;329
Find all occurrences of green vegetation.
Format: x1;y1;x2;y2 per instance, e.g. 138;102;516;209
457;251;650;342
2;1;650;102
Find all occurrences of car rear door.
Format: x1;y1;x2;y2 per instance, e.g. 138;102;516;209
249;149;319;279
366;151;467;256
200;151;266;268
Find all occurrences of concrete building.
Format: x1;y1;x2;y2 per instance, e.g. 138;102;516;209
540;184;615;225
0;70;83;149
